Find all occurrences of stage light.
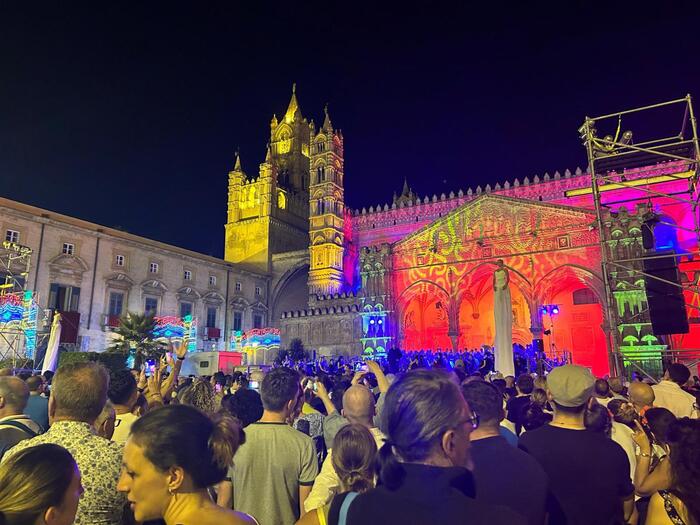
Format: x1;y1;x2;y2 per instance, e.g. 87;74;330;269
378;319;383;325
540;306;548;316
551;306;560;315
369;319;375;324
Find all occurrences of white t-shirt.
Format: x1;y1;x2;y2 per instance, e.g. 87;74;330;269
112;412;139;444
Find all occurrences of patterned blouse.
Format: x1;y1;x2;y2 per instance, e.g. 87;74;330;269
4;420;126;525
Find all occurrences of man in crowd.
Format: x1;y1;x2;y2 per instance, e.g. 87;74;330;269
629;381;655;415
652;363;698;418
506;373;534;434
593;378;613;406
108;369;140;443
230;367;318;525
0;376;42;459
3;362;126;525
304;382;385;512
519;364;635;525
24;375;49;431
463;380;547;525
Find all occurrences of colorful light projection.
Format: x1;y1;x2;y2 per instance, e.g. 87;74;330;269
391;194;610;375
360;305;390;358
0;292;38;358
152;315;197;352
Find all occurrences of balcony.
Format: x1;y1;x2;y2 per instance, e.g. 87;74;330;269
204;327;221;340
102;314;122;331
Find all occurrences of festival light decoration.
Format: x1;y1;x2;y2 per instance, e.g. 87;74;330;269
229;328;280;353
22;291;37;358
152;315;197;352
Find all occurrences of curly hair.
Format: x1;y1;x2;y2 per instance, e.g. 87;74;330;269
179;380;219;414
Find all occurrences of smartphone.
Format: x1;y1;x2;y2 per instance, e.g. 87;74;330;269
249;380;259;391
312;381;318;392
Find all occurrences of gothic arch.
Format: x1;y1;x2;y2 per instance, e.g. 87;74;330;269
270;261;309;326
533;264;605;304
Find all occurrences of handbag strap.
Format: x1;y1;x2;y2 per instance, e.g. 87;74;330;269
337;492;359;525
0;419;38;437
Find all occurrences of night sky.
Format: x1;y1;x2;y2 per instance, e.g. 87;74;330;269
2;2;699;257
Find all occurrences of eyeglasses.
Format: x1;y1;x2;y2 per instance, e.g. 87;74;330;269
454;411;480;432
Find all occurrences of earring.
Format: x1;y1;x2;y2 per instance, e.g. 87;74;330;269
168;487;175;496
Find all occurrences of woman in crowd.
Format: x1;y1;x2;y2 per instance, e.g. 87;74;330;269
296;424;377;525
584;402;612;436
179;379;219;414
634;409;677;498
645;418;700;525
521;404;552;432
117;404;254;525
0;443;82;525
342;369;524;524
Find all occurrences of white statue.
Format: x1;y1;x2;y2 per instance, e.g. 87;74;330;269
493;260;514;376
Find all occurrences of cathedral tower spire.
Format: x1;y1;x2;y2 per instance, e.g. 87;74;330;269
308;105;346;295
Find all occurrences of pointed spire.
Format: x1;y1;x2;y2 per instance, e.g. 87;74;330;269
265;143;271;162
402;177;410;195
233;150;242;171
284;83;300;124
322;103;333;131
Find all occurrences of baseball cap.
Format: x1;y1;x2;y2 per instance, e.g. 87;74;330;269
547;364;595;407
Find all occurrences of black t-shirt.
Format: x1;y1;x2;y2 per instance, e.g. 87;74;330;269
343;463;526;525
471;435;548;525
519;425;634;525
506;394;531;433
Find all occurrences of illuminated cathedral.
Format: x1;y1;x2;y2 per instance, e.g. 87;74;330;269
224;88;700;376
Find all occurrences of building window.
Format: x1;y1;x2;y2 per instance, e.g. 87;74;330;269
149;262;159;274
144;297;158;315
179;302;193;319
253;314;263;329
206;307;217;328
235;281;242;292
49;284;80;312
5;230;19;243
184;270;192;281
62;243;75;256
209;275;217;286
115;254;125;267
233;311;242;332
108;292;124;316
573;288;599;305
255;286;262;296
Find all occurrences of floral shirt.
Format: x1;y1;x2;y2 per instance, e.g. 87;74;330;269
4;420;125;525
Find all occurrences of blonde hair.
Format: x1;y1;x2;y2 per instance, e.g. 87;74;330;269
0;444;77;524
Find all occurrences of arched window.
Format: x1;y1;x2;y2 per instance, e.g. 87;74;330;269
572;288;599;305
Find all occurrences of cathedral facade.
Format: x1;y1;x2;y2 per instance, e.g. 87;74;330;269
225;88;700;376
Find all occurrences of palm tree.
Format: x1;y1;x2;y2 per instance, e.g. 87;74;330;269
106;312;164;368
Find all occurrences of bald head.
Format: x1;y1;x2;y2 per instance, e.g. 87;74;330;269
341;385;376;427
629;382;654;411
0;376;30;415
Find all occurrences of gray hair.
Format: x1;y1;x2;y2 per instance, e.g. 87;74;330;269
53;362;109;422
0;377;29;411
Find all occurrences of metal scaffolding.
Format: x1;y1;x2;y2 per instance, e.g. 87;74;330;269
579;95;700;377
0;241;46;368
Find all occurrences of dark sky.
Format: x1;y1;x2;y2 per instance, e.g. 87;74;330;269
2;2;699;257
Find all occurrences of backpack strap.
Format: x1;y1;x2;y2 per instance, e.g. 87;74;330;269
0;419;38;437
337;492;359;525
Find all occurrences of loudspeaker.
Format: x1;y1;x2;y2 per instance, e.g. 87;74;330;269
532;338;544;353
643;250;689;335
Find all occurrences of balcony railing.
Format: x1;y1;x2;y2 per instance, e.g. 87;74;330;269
204;327;221;339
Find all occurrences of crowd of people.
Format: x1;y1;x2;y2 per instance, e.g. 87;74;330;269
0;344;698;525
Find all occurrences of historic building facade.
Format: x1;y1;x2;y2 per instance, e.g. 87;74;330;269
0;197;269;356
228;88;699;375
